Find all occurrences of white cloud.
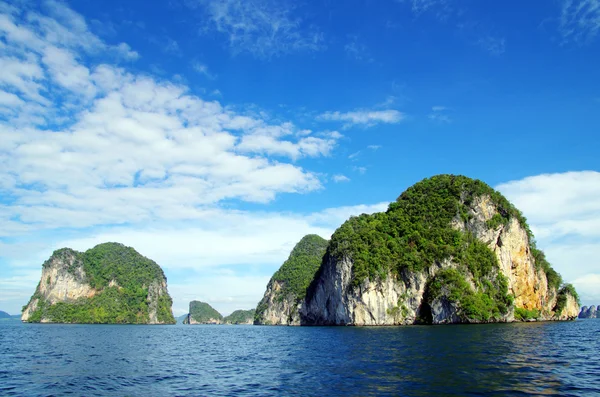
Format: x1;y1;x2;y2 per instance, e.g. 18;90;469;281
0;2;343;236
572;274;600;305
496;171;600;305
367;145;381;151
353;166;367;175
560;0;600;43
189;0;325;58
318;109;404;129
332;174;350;183
192;61;214;79
0;202;390;315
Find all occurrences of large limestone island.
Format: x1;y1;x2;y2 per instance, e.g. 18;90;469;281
183;301;223;324
255;175;578;326
300;175;579;325
21;242;176;324
254;235;328;325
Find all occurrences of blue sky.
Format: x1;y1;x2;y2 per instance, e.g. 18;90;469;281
1;0;599;315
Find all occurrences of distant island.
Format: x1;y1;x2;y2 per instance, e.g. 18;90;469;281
183;301;223;324
0;310;20;320
181;302;255;325
256;175;580;326
21;243;176;324
579;306;599;318
224;309;255;324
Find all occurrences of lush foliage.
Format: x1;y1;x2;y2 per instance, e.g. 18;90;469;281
326;174;570;322
329;175;529;285
514;307;540;321
255;235;328;322
24;243;175;324
554;283;580;315
272;234;329;299
189;301;223;323
428;269;513;322
224;309;255;324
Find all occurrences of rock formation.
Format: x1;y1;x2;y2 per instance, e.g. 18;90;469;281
579;306;598;319
301;175;580;325
254;235;328;325
223;309;256;324
21;243;176;324
183;301;223;324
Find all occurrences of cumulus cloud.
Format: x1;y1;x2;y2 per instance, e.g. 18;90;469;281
0;2;342;236
318;109;404;129
496;171;600;305
187;0;325;58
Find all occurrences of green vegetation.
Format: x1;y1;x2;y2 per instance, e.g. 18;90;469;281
514;307;540;321
24;243;175;324
329;175;529;284
224;309;255;324
326;174;568;323
428;269;513;322
554;283;580;315
255;234;328;322
189;301;222;323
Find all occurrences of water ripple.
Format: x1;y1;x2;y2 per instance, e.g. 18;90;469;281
1;320;599;396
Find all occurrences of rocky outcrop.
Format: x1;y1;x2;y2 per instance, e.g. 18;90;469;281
21;243;175;324
254;235;328;325
255;279;302;325
301;175;579;326
579;305;598;319
183;301;223;324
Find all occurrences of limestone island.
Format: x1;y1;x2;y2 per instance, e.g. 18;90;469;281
21;242;176;324
579;306;599;319
183;301;223;324
257;175;580;326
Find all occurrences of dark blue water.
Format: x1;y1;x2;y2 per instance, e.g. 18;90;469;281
1;320;599;396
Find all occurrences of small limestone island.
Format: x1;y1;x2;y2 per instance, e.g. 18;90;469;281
182;301;255;324
21;242;176;324
256;175;580;326
579;306;599;319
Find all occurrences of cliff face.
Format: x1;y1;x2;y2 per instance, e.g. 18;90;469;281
254;235;328;325
21;243;175;324
301;175;579;326
255;279;302;325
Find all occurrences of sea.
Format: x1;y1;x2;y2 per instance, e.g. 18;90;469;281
1;319;599;396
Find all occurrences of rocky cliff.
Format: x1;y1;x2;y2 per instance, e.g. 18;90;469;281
579;306;599;318
183;301;223;324
301;175;580;325
254;235;328;325
21;243;176;324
